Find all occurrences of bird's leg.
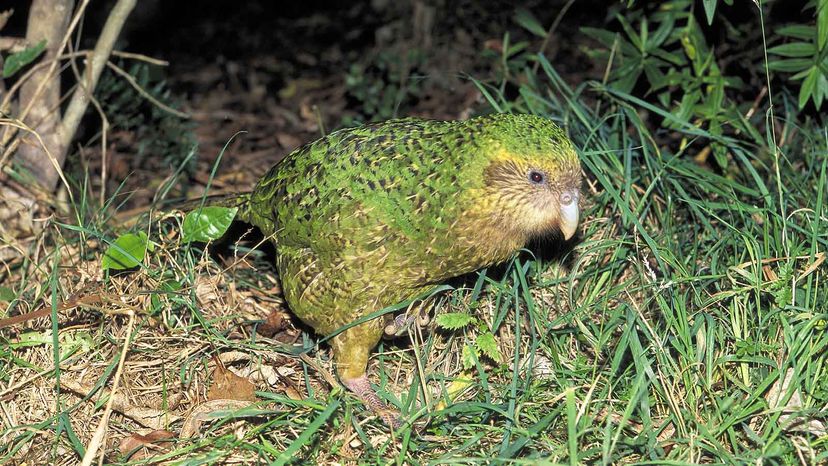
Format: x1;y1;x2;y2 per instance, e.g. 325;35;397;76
332;325;402;428
341;375;401;428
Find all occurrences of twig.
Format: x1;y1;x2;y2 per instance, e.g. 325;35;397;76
532;0;576;73
60;0;136;160
106;61;190;119
111;50;169;66
0;50;163;118
0;49;169;171
64;30;111;207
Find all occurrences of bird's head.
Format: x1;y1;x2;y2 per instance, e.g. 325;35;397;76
475;114;582;242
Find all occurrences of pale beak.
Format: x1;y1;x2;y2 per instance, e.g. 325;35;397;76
559;190;580;240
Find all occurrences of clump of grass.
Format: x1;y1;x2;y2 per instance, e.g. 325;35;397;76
464;47;828;466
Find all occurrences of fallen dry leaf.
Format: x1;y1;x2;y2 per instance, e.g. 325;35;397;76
766;368;827;436
194;274;222;307
180;399;250;438
119;429;176;460
258;309;289;337
207;365;257;402
60;378;180;430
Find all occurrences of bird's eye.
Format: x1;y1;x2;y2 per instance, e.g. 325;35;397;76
528;170;545;185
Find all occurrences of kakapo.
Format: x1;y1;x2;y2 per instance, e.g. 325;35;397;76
209;113;581;425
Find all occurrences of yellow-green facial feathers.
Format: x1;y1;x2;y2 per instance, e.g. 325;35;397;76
465;114;581;245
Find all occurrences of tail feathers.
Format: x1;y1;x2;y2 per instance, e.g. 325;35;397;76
177;192;253;224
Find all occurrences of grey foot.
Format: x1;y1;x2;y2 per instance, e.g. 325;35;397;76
383;312;431;338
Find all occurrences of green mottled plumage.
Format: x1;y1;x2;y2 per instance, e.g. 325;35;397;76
231;113;580;384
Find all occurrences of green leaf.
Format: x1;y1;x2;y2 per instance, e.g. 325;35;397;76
182;206;238;243
9;331;52;349
767;42;816;58
816;71;828;107
643;63;667;90
102;231;150;270
791;68;813;80
0;286;15;302
777;25;817;41
475;332;502;363
580;27;622;50
616;14;642;51
650;14;675;49
3;39;47;77
461;344;478;370
767;58;813;73
650;47;687;67
435;312;476;330
514;8;547;38
60;332;94;359
799;67;820;109
681;34;697;61
702;0;717;25
505;41;530;57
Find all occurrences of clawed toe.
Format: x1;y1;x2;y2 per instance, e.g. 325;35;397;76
383;312;430;338
378;409;404;429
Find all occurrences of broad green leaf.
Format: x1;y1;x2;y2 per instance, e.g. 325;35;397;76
3;39;46;77
580;27;624;51
767;42;816;58
0;286;15;302
616;14;642;51
435;312;476;330
650;14;675;48
767;58;813;72
703;0;717;25
60;332;94;359
514;8;546;38
9;331;52;349
102;231;150;270
461;344;478;370
475;332;502;363
777;25;817;41
816;72;828;107
799;67;820;109
182;206;238;243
